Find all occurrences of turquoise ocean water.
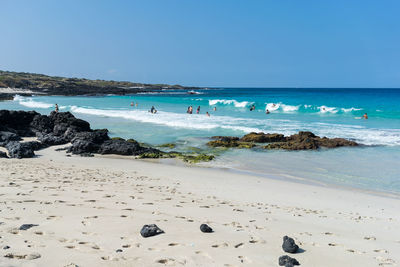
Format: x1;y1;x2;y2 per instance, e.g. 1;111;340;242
1;88;400;193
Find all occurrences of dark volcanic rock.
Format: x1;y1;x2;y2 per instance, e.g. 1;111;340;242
316;137;358;148
211;136;240;142
49;111;90;132
98;139;152;155
5;141;36;158
200;224;213;233
240;132;286;143
0;110;208;160
0;151;8;158
19;224;38;230
207;136;255;148
0;110;38;136
0;131;21;145
30;114;53;134
209;131;358;151
140;224;164;238
67;129;109;154
265;131;358;150
282;236;299;253
37;133;68;146
279;255;300;266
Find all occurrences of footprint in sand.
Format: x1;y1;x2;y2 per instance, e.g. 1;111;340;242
238;255;252;263
212;243;229;248
195;251;212;259
156;258;180;265
373;249;388;253
234;243;244;248
81;220;90;226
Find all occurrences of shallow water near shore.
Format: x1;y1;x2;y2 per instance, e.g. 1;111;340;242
1;88;400;193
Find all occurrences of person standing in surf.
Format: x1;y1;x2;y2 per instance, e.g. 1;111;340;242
197;106;200;114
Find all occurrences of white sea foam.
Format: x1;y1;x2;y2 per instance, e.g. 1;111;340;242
71;106;260;132
281;104;300;112
13;95;53;109
265;103;299;112
341;107;363;112
69;106;400;146
209;99;251;108
318;105;338;114
265;103;280;111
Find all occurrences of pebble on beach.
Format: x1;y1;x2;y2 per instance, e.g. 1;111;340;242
19;224;39;231
140;224;164;238
200;224;213;233
279;255;300;266
282;236;299;253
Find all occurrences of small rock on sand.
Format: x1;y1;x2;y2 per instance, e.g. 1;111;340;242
282;236;299;253
140;224;164;238
200;224;213;233
19;224;39;230
279;255;300;266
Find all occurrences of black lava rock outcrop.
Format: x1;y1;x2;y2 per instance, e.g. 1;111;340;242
207;131;358;151
140;224;164;238
0;110;160;158
240;132;286;143
5;141;36;159
207;136;255;149
282;236;299;253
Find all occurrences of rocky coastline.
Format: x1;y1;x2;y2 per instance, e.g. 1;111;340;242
0;110;213;162
0;110;359;161
0;70;199;100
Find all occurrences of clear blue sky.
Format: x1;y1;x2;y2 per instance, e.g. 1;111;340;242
2;0;400;87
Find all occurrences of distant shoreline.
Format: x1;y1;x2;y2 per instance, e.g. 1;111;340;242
0;70;201;100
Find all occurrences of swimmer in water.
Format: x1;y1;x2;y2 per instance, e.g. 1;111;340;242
206;112;210;117
130;102;134;107
250;104;255;111
266;109;270;114
55;104;59;112
363;113;368;119
197;106;200;114
213;107;217;111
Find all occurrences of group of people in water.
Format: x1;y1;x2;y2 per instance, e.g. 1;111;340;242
55;101;369;120
186;106;210;116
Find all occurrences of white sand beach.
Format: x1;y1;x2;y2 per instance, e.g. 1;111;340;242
0;146;399;267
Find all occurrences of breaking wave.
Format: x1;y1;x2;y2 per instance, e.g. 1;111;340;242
13;95;53;109
265;103;300;112
209;99;252;108
69;106;400;146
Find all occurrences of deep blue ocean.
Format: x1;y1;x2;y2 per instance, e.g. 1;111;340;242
2;88;400;194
